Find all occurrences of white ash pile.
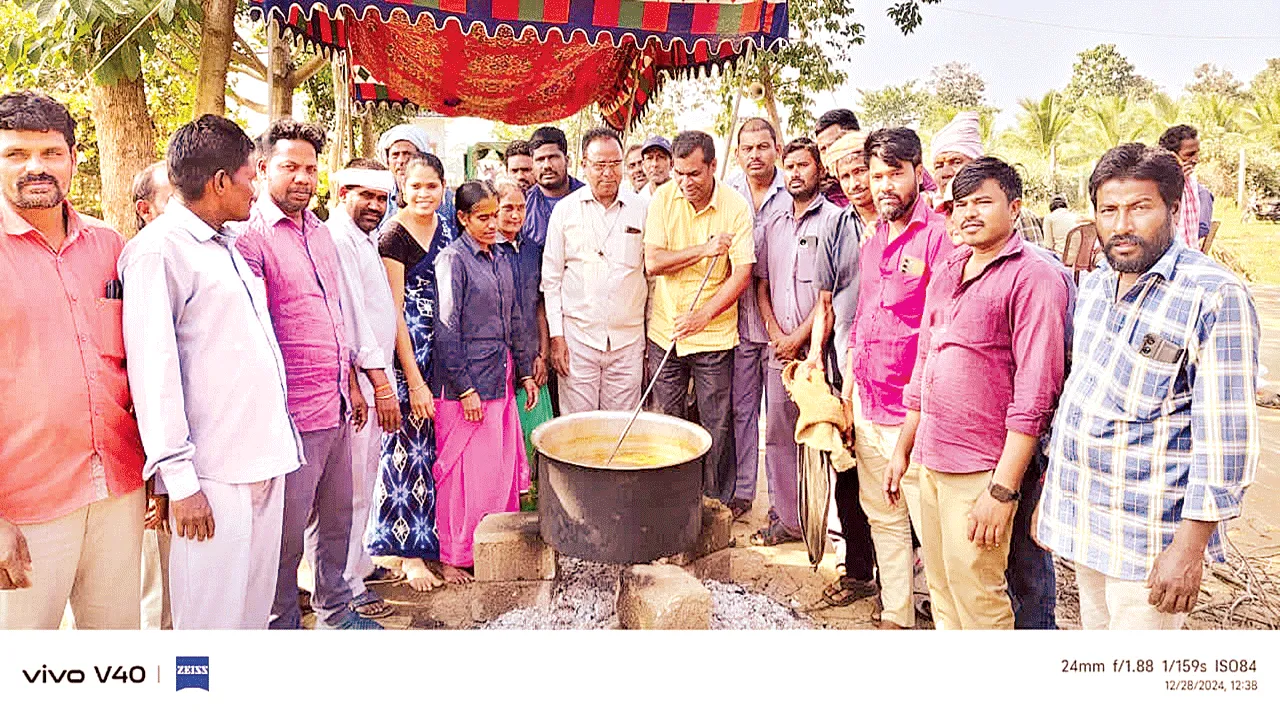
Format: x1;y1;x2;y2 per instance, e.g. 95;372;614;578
482;557;812;630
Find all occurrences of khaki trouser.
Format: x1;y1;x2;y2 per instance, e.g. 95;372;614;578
0;488;145;630
140;527;172;629
918;467;1015;630
560;328;645;415
1075;564;1187;630
852;409;921;628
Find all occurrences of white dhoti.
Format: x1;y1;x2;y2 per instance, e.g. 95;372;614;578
344;421;380;596
168;477;284;629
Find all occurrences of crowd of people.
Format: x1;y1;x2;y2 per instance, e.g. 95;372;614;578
0;87;1259;632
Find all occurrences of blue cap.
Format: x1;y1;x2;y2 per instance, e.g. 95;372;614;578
641;136;672;156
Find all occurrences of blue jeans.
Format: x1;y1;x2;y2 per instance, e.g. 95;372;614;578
1006;454;1056;629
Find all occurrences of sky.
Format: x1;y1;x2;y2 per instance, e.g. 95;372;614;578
824;0;1280;128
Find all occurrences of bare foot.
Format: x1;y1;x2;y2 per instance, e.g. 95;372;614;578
403;558;443;592
441;564;474;585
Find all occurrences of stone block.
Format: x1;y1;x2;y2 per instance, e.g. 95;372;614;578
669;497;734;565
474;512;556;582
687;549;732;583
616;564;711;630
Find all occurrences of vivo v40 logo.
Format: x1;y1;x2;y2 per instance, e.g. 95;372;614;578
23;665;149;684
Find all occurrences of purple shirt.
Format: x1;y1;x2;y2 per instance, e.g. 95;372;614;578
848;197;953;426
903;232;1069;473
237;195;349;433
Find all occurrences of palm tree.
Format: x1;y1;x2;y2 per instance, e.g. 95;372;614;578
1080;95;1153;151
1012;90;1073;181
1242;90;1280;147
1144;91;1185;130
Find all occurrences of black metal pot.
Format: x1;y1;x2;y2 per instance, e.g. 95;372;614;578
531;411;712;565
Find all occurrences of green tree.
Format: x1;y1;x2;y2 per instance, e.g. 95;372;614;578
1010;90;1073;181
1077;95;1152;153
928;61;985;108
1249;58;1280;98
857;80;935;128
720;0;941;134
8;0;200;233
1186;63;1247;100
1063;43;1156;105
1144;91;1186;129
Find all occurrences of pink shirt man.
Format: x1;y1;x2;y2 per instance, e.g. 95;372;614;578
0;200;144;524
236;194;349;432
903;231;1069;472
848;195;953;426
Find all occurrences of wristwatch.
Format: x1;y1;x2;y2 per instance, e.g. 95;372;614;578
988;482;1020;503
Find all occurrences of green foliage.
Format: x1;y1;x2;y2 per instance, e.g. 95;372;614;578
928;61;985;109
717;0;941;134
858;80;934;128
1186;63;1247;100
1063;43;1155;105
1250;58;1280;99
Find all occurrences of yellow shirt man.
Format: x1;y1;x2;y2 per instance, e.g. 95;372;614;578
644;179;755;356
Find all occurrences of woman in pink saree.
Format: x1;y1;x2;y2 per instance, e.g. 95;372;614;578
431;181;539;583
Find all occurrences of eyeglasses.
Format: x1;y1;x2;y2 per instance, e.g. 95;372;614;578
586;160;623;173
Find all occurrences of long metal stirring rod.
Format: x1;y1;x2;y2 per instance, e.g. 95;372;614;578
606;253;721;466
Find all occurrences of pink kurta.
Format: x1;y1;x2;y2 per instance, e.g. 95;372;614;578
432;354;530;567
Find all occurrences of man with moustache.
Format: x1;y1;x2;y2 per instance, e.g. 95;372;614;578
121;115;302;629
845;128;952;628
0;92;146;629
326;158;404;621
814;108;861;208
132;161;172;234
1037;144;1260;630
237;119;387;630
753;138;844;543
506;140;536;194
727;118;787;527
1158;124;1207;246
645;130;755;506
802;129;878;607
640;136;674;199
523;126;585;248
886;158;1069;629
625;143;648;195
543;128;649;414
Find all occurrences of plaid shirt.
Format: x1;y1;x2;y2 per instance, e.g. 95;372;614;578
1038;240;1259;581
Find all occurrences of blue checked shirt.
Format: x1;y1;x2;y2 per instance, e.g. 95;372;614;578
1037;240;1260;581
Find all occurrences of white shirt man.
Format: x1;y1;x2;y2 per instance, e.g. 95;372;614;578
325;166;400;609
542;131;649;414
120;117;303;629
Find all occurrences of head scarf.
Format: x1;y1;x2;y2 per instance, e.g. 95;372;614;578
376;124;435;162
823;130;868;175
929;111;983;165
331;168;396;194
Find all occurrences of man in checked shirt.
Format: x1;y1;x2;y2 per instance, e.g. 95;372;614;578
1035;143;1260;630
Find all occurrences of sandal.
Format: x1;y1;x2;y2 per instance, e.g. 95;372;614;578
363;566;407;586
350;595;395;620
821;576;880;607
749;519;802;547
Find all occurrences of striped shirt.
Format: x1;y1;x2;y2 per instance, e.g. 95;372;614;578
1037;240;1260;581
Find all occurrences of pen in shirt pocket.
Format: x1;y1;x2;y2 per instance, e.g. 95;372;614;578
104;279;123;300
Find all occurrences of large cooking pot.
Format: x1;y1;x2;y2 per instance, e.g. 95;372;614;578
531;411;712;565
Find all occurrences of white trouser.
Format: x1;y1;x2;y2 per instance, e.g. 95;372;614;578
140;527;172;629
0;488;145;630
169;477;284;630
559;328;645;415
1075;564;1187;630
344;420;380;597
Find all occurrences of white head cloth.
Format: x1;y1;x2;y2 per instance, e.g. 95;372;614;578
376;124;435;162
930;111;984;164
332;168;396;194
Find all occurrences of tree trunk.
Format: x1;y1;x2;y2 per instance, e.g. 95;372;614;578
194;0;237;117
329;57;350;179
1049;144;1057;183
267;22;294;119
758;61;783;136
360;112;375;158
89;77;157;236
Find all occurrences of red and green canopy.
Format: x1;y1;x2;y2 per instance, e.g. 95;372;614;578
251;0;787;128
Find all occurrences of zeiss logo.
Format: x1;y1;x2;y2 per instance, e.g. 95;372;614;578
175;657;209;692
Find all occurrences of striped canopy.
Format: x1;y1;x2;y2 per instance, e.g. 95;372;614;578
253;0;787;128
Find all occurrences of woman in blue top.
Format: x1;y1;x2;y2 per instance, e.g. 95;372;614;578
371;153;454;591
432;180;540;583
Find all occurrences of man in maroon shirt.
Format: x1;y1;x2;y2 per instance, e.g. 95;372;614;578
885;158;1069;630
